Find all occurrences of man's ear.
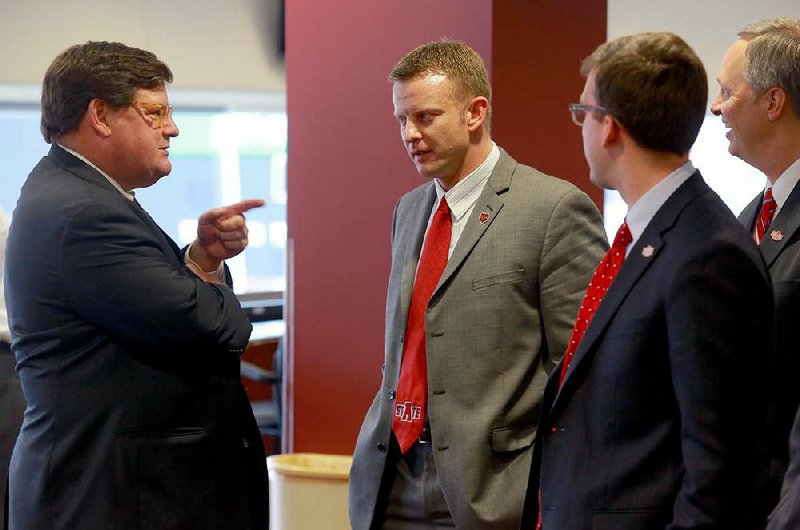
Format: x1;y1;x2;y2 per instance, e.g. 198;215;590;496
601;114;621;148
87;98;113;137
764;87;788;122
466;96;489;132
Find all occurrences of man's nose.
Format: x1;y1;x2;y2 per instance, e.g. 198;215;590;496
710;95;722;116
403;122;421;143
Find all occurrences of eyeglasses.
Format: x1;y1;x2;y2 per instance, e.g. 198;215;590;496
131;100;174;129
568;103;610;126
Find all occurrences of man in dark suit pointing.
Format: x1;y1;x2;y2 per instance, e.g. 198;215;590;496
4;41;268;530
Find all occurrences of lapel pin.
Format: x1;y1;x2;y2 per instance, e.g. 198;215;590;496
478;212;489;224
771;230;784;241
642;245;655;258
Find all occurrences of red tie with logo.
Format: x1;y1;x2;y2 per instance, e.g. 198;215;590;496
536;220;631;530
754;188;777;244
392;196;452;454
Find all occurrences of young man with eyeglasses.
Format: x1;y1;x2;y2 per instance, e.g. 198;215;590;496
520;32;774;530
4;41;268;530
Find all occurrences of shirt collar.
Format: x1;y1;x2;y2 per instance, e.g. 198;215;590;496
765;157;800;213
625;161;695;247
57;144;135;201
433;143;500;220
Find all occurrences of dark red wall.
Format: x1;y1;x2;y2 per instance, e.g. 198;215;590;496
285;0;492;454
492;0;606;208
285;0;606;454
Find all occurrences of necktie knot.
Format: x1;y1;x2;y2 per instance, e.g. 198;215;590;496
436;196;450;214
612;221;632;251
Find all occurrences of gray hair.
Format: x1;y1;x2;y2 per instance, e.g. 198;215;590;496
739;17;800;118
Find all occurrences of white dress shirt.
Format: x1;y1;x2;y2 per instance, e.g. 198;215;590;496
422;143;500;259
625;161;696;257
762;157;800;217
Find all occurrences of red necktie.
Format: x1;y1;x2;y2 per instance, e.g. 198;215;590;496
754;188;777;244
392;196;452;454
558;220;631;386
536;221;632;529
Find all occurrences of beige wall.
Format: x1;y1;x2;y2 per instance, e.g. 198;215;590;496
4;1;799;101
0;0;285;93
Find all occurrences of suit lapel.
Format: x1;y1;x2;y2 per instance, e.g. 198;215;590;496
49;145;185;268
129;199;186;265
399;185;437;323
552;172;706;411
552;234;664;408
739;193;761;235
760;183;800;267
49;145;120;195
432;150;512;297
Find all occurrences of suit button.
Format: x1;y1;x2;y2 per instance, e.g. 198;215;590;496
243;438;250;448
377;442;387;453
388;390;396;400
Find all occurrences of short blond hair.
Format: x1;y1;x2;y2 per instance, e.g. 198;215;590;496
389;39;492;128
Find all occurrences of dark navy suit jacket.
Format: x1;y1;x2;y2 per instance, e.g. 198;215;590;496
521;172;774;529
5;146;268;530
745;183;800;530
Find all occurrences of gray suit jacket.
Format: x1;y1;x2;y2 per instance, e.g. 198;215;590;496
348;149;608;529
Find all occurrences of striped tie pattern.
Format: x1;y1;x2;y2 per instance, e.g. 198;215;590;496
754;188;777;244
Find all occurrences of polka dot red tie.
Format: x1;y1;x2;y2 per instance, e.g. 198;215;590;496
392;196;452;454
558;220;632;386
537;221;632;530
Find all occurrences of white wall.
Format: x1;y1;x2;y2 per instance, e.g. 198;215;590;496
0;0;285;93
609;0;800;102
602;1;800;235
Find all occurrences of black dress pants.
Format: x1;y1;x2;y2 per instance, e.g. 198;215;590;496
0;344;25;530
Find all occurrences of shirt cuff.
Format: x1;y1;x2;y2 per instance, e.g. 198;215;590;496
184;242;226;282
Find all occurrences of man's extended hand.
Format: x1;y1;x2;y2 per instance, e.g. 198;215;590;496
189;199;265;272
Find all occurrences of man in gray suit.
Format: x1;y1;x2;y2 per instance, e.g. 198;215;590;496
348;40;608;529
711;17;800;529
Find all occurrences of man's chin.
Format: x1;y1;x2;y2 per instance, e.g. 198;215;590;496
140;172;170;189
727;143;750;165
588;172;608;190
414;163;438;179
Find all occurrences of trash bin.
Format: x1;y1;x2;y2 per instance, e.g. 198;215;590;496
267;453;353;530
